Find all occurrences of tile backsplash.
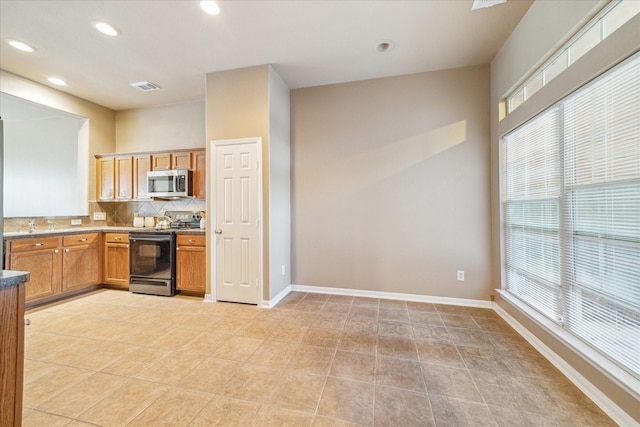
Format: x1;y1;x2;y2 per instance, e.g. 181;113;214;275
3;199;206;232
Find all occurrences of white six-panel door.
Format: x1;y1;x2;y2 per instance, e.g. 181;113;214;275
213;139;261;305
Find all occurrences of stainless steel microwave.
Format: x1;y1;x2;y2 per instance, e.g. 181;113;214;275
147;169;193;198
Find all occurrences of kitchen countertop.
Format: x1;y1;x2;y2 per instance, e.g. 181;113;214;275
3;226;206;239
0;270;30;289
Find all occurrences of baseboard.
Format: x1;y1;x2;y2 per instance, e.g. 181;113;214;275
493;295;639;427
203;293;215;303
262;285;291;308
290;284;492;308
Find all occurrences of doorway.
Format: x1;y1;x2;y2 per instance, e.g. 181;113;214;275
208;137;262;305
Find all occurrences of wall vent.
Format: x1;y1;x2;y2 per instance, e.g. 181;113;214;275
129;81;161;91
471;0;506;10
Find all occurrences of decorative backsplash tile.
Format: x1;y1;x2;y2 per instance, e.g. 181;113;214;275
2;199;206;232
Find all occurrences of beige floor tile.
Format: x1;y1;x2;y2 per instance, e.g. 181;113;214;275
248;339;298;368
76;378;169;426
39;337;137;371
474;316;516;334
447;327;494;348
379;299;407;310
321;303;352;315
412;324;452;345
212;316;251;334
37;371;129;418
127;386;213;426
268;324;309;343
220;363;282;402
326;295;354;305
434;304;468;315
147;326;202;349
406;301;438;313
429;394;496;427
23;359;62;386
377;319;414;339
303;293;331;303
317;377;374;425
329;350;375;383
376;356;426;392
295;300;326;312
23;364;94;409
349;306;378;318
302;328;342;348
174;357;241;393
136;351;204;384
189;395;262;426
408;311;444;326
416;342;466;368
250;404;314;427
101;346;171;376
379;308;410;322
338;331;377;354
312;416;360;427
374;385;434;427
22;408;72;427
352;296;379;307
178;331;229;355
287;345;335;375
213;335;264;361
238;319;279;338
422;363;483;402
376;335;418;360
440;313;481;329
267;371;327;412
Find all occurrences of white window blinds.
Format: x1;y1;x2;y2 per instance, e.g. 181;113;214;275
502;53;640;378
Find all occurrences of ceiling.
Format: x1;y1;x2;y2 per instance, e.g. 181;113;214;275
0;0;532;112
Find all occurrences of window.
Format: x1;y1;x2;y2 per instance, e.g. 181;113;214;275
501;53;640;378
503;0;640;117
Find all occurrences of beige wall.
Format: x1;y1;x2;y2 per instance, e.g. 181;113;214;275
490;1;640;423
291;65;492;300
0;70;115;202
115;101;205;153
205;65;291;302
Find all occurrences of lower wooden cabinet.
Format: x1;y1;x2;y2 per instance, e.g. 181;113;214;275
176;234;206;294
62;233;100;292
7;237;62;302
104;233;130;288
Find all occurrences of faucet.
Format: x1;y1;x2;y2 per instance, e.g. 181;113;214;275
28;219;36;233
47;220;55;231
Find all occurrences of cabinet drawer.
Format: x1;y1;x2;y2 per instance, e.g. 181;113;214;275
63;233;99;247
105;233;129;243
10;237;60;253
177;235;205;247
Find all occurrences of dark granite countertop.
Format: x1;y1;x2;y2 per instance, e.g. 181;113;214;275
3;226;205;240
0;270;30;289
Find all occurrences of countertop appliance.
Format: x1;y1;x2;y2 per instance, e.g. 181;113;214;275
129;231;176;296
165;210;203;229
147;169;193;199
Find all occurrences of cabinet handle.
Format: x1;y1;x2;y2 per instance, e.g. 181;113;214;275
77;238;88;242
65;249;70;253
125;244;129;248
30;243;44;247
54;249;59;253
188;239;196;243
114;237;121;241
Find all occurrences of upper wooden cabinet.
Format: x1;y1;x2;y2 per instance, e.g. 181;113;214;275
96;148;206;201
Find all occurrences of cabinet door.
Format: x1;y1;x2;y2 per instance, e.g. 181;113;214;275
176;245;206;293
97;157;115;201
192;150;206;199
62;244;99;292
115;156;133;200
10;249;62;302
152;153;172;170
133;155;152;199
172;152;192;170
104;243;129;288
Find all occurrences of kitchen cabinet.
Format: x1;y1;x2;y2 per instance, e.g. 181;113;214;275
96;155;134;201
133;154;152;199
0;272;29;427
176;234;206;294
172;151;191;169
152;153;172;170
192;150;206;199
62;233;100;292
104;233;129;288
7;236;62;302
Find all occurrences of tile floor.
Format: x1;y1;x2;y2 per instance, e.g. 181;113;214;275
22;290;615;426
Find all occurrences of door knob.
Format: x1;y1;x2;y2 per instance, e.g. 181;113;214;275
215;229;223;234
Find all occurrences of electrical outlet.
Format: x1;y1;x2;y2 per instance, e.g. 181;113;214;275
457;270;465;281
93;212;106;221
71;219;82;226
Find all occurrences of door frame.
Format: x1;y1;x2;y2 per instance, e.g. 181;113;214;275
206;137;263;306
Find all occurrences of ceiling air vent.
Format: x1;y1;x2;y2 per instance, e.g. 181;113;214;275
130;81;161;92
471;0;506;10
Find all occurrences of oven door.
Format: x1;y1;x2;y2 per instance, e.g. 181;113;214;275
129;233;176;296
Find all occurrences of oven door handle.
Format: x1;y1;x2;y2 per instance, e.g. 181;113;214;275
130;235;172;243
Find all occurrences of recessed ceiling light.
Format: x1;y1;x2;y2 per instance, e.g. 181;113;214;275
375;40;394;53
48;77;67;86
200;1;221;15
92;21;120;36
7;39;36;52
